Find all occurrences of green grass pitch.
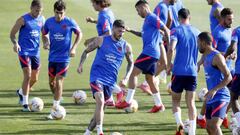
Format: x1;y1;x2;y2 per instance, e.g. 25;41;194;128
0;0;240;134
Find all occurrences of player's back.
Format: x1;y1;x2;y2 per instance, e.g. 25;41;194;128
169;0;184;29
97;8;115;36
203;50;230;104
90;36;126;86
153;1;169;25
210;2;224;33
232;27;240;74
18;13;44;56
171;24;200;76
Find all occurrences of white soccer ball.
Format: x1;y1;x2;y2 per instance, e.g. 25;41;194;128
198;88;208;101
50;105;66;120
110;132;123;135
183;119;190;134
124;99;138;113
230;114;238;131
232;127;240;135
72;90;87;105
29;97;44;112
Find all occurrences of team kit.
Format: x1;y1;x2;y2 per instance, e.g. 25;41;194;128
9;0;240;135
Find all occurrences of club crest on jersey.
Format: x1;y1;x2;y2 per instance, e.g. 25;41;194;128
117;46;122;52
38;21;43;27
62;24;67;29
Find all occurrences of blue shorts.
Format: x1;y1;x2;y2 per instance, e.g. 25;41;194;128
231;74;240;96
171;75;197;93
18;55;40;70
134;54;158;75
90;81;112;101
48;62;69;77
206;101;229;120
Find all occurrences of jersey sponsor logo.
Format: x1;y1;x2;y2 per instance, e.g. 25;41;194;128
53;33;65;41
105;53;117;63
29;30;40;37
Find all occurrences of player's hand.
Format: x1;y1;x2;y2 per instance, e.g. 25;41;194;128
204;89;216;102
229;52;237;60
119;78;128;88
70;49;76;57
43;42;50;50
86;17;95;23
13;43;21;53
125;26;131;32
77;64;83;74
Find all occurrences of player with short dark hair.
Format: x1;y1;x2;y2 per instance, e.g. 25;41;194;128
167;8;200;135
10;0;45;112
198;31;232;135
116;0;170;113
42;0;82;119
78;19;133;135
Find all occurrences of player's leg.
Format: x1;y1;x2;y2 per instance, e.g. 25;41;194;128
185;91;197;135
171;75;184;134
156;43;167;84
230;74;240;128
115;66;142;109
29;56;40;90
206;117;223;135
17;55;32;111
54;74;64;106
206;101;229;135
197;100;207;128
48;62;57;94
94;92;105;135
146;74;164;113
185;76;197;135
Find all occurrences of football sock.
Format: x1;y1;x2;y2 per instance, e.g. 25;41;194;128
152;92;162;106
126;89;135;104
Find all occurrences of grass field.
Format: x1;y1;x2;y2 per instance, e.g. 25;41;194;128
0;0;240;134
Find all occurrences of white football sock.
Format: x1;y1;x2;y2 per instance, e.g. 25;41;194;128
126;89;135;104
197;114;205;119
19;88;23;95
53;100;60;107
112;84;121;94
235;112;240;127
22;95;28;105
174;112;183;125
188;120;196;135
143;80;148;85
96;124;103;135
152;92;162;106
83;128;91;135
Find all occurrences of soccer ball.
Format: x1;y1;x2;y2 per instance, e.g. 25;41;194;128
230;114;238;131
29;97;44;112
110;132;123;135
124;99;138;113
183;119;190;134
50;105;66;120
198;88;208;101
72;90;87;105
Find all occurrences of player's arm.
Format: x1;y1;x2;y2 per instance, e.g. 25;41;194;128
213;8;222;22
70;30;83;57
10;17;24;53
205;54;232;101
86;16;97;24
224;40;237;59
120;43;134;87
161;25;170;48
166;10;173;29
166;39;177;75
125;26;142;37
197;55;204;72
77;37;103;74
